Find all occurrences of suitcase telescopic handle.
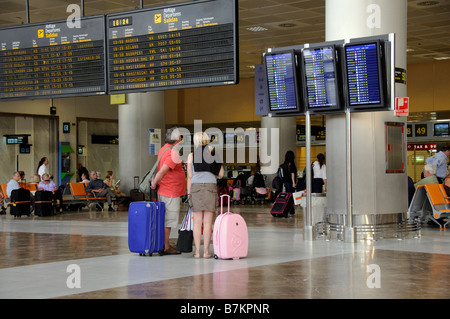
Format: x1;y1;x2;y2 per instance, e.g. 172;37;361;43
220;194;230;214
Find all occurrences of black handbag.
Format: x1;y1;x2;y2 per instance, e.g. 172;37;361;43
176;207;193;252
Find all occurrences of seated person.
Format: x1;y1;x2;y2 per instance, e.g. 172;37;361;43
80;172;90;184
18;171;26;185
444;174;450;197
7;171;34;207
414;164;439;188
104;171;126;197
85;171;116;212
38;173;63;213
7;171;21;198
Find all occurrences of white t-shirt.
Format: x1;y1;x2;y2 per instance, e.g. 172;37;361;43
38;164;49;180
313;161;326;180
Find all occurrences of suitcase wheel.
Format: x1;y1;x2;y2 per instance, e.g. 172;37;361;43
214;254;218;259
158;249;164;256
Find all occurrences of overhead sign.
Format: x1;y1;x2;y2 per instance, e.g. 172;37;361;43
106;0;238;94
0;15;106;100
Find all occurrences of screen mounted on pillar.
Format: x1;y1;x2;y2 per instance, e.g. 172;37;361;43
263;50;302;116
301;44;343;114
343;40;387;112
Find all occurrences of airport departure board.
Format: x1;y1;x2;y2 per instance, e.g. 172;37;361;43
0;16;106;100
302;45;341;112
345;42;384;108
264;51;300;114
107;0;238;93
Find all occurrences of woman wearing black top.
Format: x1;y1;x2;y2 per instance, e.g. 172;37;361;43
281;150;297;193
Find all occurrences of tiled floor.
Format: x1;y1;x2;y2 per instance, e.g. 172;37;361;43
0;202;449;303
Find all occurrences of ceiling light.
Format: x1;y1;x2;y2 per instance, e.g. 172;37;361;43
434;57;450;60
246;26;268;32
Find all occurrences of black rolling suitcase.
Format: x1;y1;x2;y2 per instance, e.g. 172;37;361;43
270;192;295;217
35;190;53;216
130;176;145;202
10;188;31;218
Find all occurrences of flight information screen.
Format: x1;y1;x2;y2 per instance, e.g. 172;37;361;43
107;0;238;93
303;46;339;109
0;16;106;100
345;42;383;107
264;51;299;112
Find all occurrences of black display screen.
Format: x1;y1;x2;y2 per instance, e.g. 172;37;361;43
344;41;385;109
106;0;238;93
0;16;106;100
302;45;341;112
264;50;301;115
434;123;450;136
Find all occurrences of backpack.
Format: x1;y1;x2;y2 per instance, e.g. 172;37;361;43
139;146;173;196
271;175;282;191
278;163;289;182
302;163;314;182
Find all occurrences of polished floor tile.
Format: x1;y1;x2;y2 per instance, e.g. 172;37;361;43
0;203;449;302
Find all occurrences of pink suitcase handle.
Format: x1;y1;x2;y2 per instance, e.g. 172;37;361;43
220;194;230;214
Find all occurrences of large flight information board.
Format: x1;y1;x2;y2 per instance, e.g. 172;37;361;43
0;16;106;100
302;46;340;110
345;42;383;107
264;51;299;113
107;0;238;93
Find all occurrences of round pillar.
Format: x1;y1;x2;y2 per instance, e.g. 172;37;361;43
324;0;418;241
118;91;165;195
260;116;297;178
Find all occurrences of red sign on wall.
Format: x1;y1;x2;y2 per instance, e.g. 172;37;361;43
395;97;409;116
407;143;437;151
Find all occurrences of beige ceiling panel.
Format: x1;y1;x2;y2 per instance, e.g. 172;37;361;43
0;1;25;13
288;0;325;10
251;4;303;15
244;14;290;25
276;9;322;20
86;1;134;11
238;0;278;9
239;9;271;19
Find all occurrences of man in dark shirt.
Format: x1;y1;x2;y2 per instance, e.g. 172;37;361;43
85;171;116;211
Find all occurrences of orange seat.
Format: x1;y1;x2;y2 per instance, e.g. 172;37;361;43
409;184;450;229
0;184;8;200
67;183;106;212
20;183;38;192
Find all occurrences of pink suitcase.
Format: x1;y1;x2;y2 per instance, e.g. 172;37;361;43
213;194;248;260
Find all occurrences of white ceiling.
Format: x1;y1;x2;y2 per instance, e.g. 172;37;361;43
0;0;449;80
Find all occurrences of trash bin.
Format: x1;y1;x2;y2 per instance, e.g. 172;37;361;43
298;193;327;225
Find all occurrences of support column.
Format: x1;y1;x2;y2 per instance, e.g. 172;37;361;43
260;116;297;177
325;0;409;241
118;91;165;195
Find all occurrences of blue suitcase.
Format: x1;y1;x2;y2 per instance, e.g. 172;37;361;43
128;201;165;256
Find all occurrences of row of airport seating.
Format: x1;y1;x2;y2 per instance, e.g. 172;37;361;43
407;184;450;229
0;182;108;214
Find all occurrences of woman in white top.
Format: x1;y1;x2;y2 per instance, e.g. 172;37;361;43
312;153;327;193
37;157;52;181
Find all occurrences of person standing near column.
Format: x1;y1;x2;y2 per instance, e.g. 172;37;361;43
426;145;450;183
37;157;53;181
151;127;186;255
